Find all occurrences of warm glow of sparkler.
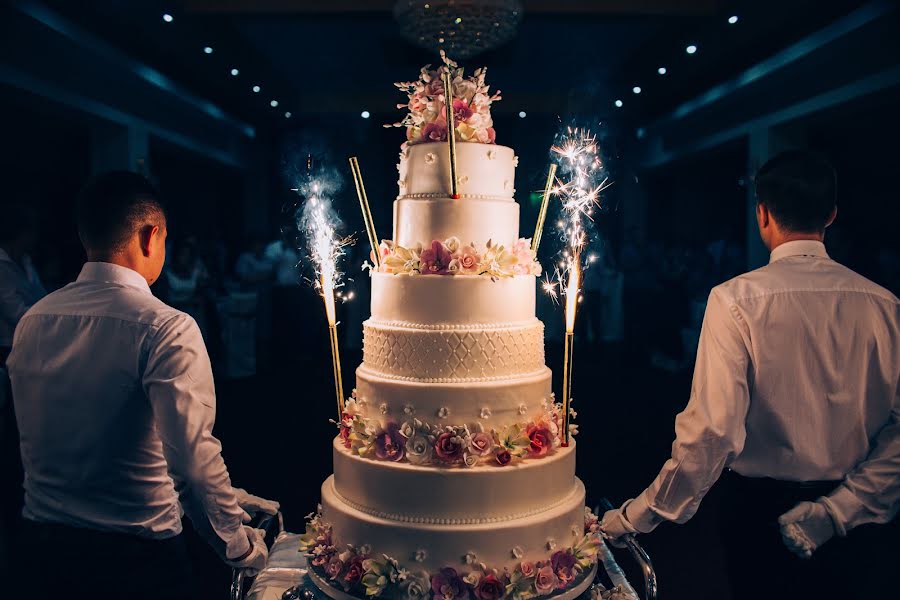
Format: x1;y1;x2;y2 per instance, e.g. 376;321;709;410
565;257;580;333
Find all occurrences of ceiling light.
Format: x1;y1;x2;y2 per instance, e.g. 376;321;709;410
518;111;526;118
686;44;698;54
204;46;214;54
614;99;623;108
728;15;739;24
270;100;279;107
632;86;642;94
361;110;371;119
230;68;239;76
285;112;292;119
657;67;667;75
252;85;261;93
162;14;174;23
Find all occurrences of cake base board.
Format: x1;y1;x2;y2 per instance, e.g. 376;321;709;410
307;562;599;600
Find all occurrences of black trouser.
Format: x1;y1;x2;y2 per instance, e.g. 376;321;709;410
718;469;899;600
17;518;193;600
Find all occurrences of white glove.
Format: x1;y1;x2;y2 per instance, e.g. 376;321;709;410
233;487;280;518
778;500;836;559
600;502;639;547
226;526;269;576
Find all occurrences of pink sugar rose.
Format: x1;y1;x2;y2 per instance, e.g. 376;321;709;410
519;561;536;578
326;556;344;580
495;447;512;466
453;99;474;123
467;431;494;457
434;431;464;462
420;240;453;275
534;565;559;595
343;556;364;586
474;573;504;600
550;550;577;588
457;245;480;273
475;127;497;144
375;422;406;462
512;238;535;274
431;567;469;600
527;424;554;457
421;121;448;143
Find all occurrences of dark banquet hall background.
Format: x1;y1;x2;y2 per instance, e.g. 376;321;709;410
1;1;899;599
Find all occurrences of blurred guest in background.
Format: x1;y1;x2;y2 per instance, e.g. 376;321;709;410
0;201;46;361
0;200;47;581
601;151;899;600
235;238;275;286
6;172;278;599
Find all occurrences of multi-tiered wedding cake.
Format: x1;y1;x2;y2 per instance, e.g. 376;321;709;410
302;55;601;600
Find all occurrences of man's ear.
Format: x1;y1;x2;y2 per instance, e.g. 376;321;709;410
138;224;160;257
756;202;770;228
825;206;837;229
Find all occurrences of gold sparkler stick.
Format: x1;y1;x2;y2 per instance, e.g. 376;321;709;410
323;275;344;419
532;163;558;254
561;255;581;447
441;70;460;199
349;156;380;269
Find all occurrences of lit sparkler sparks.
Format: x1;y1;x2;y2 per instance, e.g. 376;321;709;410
295;165;354;420
547;126;612;446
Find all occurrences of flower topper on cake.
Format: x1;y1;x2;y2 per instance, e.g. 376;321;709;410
385;51;500;146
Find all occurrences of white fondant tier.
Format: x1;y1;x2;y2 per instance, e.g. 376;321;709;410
332;437;576;523
370;273;536;326
398;142;516;199
321;475;586;572
354;366;552;427
362;319;545;382
393;197;519;248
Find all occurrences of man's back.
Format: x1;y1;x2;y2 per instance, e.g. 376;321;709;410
716;240;899;480
8;262;205;537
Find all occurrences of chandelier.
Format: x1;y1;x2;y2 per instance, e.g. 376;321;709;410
394;0;524;60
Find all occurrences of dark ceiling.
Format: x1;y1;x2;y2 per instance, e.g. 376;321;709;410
37;0;872;135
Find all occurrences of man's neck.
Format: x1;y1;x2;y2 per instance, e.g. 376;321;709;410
769;232;824;253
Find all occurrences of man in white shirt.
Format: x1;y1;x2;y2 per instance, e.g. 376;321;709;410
601;151;899;599
7;172;279;599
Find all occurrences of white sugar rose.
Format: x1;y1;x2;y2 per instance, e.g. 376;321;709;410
405;433;434;465
400;571;430;600
443;236;461;253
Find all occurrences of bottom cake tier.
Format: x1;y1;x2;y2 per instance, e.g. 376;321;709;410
301;477;603;600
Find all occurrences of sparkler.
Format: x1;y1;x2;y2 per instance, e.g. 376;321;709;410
297;164;353;421
532;163;557;254
349;157;380;269
548;126;612;446
441;70;460;199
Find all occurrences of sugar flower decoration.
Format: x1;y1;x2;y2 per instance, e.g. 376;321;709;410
387;51;500;146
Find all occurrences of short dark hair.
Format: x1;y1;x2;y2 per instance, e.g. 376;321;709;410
75;171;165;254
755;150;836;233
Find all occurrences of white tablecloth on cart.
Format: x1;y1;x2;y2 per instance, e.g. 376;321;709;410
246;533;639;600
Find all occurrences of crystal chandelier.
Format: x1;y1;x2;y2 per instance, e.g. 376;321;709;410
394;0;524;59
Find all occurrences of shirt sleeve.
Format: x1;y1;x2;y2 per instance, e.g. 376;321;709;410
143;312;249;559
626;287;753;532
822;382;900;535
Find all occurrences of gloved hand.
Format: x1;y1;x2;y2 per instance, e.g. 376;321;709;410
778;500;836;559
226;526;269;576
233;487;280;519
600;501;639;547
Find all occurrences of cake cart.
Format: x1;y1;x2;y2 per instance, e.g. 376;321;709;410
231;504;657;600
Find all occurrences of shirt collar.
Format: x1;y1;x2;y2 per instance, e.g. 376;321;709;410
769;240;829;264
77;262;152;294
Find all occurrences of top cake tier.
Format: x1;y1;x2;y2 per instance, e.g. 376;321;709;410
398;142;516;200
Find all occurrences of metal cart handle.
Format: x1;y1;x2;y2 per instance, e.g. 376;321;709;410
599;499;658;600
230;510;285;600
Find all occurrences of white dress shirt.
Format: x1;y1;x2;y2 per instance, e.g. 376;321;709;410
7;262;249;558
0;249;47;349
628;241;900;536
